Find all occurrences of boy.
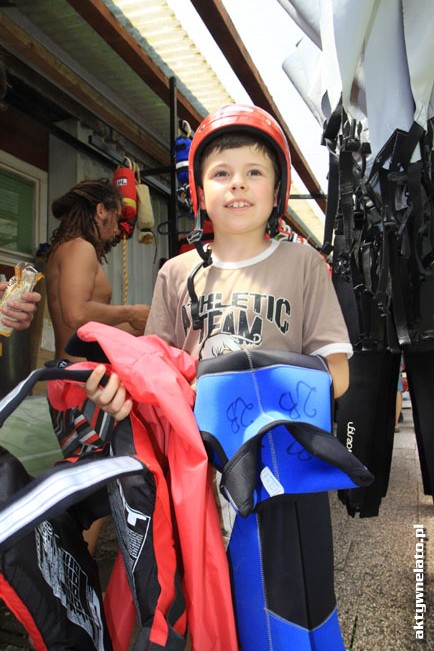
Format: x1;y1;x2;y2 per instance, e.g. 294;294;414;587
85;104;352;649
87;103;351;409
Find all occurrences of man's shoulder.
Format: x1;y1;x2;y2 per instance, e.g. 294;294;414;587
52;237;97;257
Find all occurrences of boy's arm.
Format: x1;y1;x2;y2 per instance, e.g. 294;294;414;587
325;352;349;399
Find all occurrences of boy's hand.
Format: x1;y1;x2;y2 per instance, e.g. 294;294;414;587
85;364;132;421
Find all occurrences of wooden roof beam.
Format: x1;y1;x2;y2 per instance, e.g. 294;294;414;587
0;10;170;163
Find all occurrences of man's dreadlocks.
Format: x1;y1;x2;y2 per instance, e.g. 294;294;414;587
47;179;122;262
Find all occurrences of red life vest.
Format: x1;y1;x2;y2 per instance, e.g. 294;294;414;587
48;323;239;651
0;446;140;651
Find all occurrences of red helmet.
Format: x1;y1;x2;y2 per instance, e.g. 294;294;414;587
188;103;291;219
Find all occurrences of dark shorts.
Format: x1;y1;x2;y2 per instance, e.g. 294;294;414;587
48;397;116;457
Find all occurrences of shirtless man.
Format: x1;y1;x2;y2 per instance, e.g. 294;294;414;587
45;178;150;554
45;178;149;360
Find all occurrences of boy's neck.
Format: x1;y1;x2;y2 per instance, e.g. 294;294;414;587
211;233;271;262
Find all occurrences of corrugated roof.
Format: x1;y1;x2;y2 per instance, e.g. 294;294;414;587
107;0;235;114
2;0;236;147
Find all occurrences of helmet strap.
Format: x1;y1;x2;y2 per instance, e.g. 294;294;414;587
186;209;213;330
187;259;207;330
187;209;213;265
267;207;279;238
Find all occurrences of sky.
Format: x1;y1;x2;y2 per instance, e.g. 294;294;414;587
166;0;329;199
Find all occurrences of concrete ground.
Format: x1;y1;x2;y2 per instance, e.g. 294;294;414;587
331;397;434;651
0;394;432;650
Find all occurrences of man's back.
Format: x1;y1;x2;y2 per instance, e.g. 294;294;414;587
46;237;112;360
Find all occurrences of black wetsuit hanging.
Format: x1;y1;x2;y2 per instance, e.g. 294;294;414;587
322;106;434;514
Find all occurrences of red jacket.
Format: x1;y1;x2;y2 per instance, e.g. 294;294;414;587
48;322;238;651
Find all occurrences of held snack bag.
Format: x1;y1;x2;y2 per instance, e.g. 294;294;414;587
0;262;43;336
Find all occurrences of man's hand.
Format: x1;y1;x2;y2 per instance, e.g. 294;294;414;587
0;283;41;331
129;304;151;333
85;364;132;421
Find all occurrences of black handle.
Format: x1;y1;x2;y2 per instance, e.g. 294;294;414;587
0;366;109;427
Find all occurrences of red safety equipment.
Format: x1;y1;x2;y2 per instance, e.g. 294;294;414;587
188;104;291;222
48;323;239;651
113;160;137;239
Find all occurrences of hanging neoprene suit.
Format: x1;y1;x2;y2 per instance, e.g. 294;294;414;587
194;349;373;650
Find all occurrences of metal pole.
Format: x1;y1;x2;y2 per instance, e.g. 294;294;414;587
169;76;178;258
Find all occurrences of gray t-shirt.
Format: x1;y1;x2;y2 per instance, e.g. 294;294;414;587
146;239;352;361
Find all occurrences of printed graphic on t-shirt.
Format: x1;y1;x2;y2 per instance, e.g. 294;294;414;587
182;289;291;359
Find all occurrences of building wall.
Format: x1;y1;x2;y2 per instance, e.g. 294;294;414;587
0;108;49;171
1;108;169;395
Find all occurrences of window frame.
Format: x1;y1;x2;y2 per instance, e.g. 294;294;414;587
0;151;48;266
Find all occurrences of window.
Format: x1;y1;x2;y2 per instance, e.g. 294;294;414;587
0;169;34;254
0;152;47;265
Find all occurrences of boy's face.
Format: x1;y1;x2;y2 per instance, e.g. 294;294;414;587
198;145;278;238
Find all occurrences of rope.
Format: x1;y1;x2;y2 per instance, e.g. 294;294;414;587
122;234;128;304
